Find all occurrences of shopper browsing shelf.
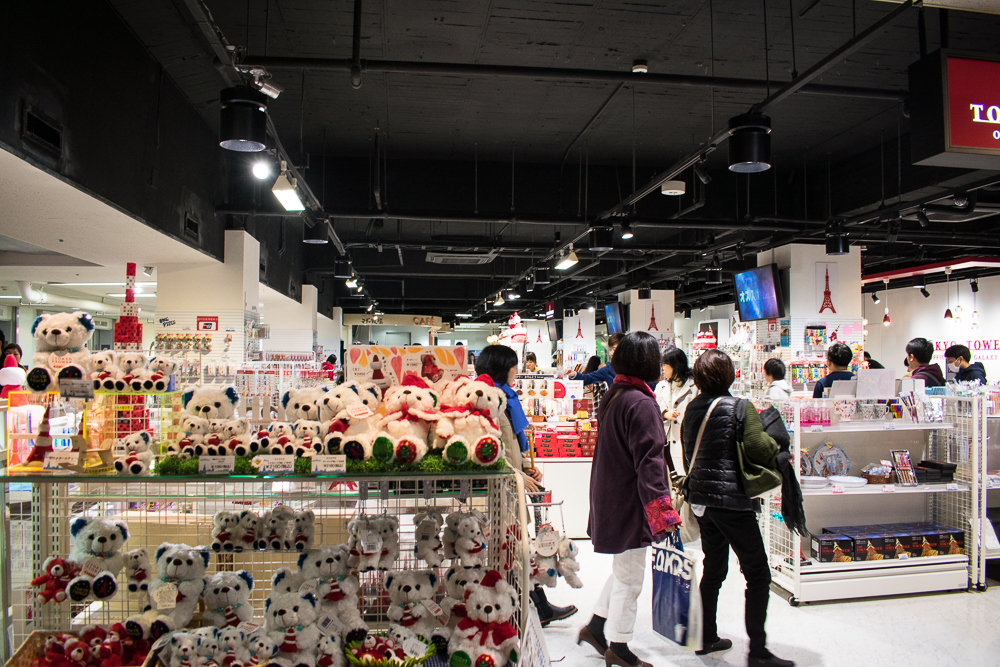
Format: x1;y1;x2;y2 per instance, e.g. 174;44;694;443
863;351;885;369
944;344;987;384
905;337;945;388
812;343;855;398
681;349;792;667
764;359;791;401
580;332;681;667
568;333;622;385
654;347;697;475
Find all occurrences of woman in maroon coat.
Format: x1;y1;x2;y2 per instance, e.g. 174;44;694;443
578;331;681;667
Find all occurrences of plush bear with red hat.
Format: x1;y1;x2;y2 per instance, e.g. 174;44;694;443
447;570;519;667
31;557;81;604
435;375;506;465
373;374;441;464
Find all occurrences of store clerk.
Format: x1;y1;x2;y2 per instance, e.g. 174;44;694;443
567;333;622;386
812;342;855;398
523;352;541;373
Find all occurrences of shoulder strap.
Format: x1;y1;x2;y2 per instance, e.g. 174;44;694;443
689;397;724;469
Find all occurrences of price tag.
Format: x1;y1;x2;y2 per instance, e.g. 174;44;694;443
198;456;235;475
422;599;443;616
43;450;80;471
947;483;959;491
312;455;347;474
471;509;491;537
347;404;374;419
317;614;345;636
535;532;559;557
884;423;896;430
255;455;294;473
236;622;260;636
361;535;383;555
299;581;316;594
402;637;427;658
60;379;94;399
831;484;845;494
898;552;910;560
881;484;896;493
809;425;824;433
82;561;105;578
438;605;451;625
880;459;894;467
153;583;177;610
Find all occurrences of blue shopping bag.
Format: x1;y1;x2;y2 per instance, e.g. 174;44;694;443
651;533;702;651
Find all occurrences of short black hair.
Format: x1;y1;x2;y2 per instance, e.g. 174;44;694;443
662;347;692;385
863;351;872;359
764;358;786;381
692;348;736;394
475;344;519;385
326;354;337;365
583;355;602;375
2;343;22;358
827;343;853;368
944;344;971;362
525;352;537;363
608;332;625;349
609;331;661;382
906;337;935;364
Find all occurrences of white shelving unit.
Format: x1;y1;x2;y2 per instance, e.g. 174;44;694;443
764;396;987;605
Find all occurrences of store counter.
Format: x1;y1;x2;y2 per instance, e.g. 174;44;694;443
534;457;593;538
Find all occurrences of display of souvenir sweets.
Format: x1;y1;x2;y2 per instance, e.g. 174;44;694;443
692;329;718;350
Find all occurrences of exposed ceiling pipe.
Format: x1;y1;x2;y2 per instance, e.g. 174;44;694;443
16;282;122;315
238;57;905;102
350;0;363;89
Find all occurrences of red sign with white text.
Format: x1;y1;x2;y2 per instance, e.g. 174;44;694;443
196;316;219;331
947;57;1000;153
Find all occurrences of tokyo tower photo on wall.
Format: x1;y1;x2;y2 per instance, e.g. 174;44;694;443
816;263;839;314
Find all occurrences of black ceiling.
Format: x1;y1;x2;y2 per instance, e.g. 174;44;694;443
107;0;1000;319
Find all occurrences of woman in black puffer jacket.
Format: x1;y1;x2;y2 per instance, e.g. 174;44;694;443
681;349;793;667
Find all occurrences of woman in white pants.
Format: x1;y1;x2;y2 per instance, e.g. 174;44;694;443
579;332;681;667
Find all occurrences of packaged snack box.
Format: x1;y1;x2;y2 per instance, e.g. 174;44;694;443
812;534;855;563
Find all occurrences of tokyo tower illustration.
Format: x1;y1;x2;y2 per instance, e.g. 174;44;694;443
536;329;543;343
648;303;659;331
819;266;837;314
575;320;584;338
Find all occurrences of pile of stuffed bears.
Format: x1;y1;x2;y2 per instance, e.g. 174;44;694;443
24;310;177;394
168;372;510;469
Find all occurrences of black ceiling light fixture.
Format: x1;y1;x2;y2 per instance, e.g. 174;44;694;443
825;220;849;255
534;266;550;285
333;260;352;279
219;86;269;152
588;225;615;252
734;243;745;262
638;284;652;300
706;254;722;284
525;275;534;293
920;287;931;298
728;112;772;173
916;209;931;228
871;292;881;304
620;220;634;240
684;308;692;320
693;159;712;185
303;221;330;244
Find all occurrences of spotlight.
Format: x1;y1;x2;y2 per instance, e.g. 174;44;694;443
346;275;358;288
142;266;154;277
257;81;284;100
684;308;692;319
912;277;926;289
825;222;849;255
728;112;772;173
356;280;364;293
589;226;614;252
507;287;520;300
555;245;579;270
334;261;352;279
971;279;979;293
734;244;745;262
252;160;272;179
872;292;881;304
367;301;375;313
621;220;635;240
219;86;268;152
494;293;505;307
271;162;305;211
632;59;648;74
535;267;550;284
706;254;722;284
920;287;930;298
661;180;686;196
525;276;534;293
304;222;330;244
588;304;595;313
883;312;891;326
638;285;652;300
693;160;712;185
916;209;930;228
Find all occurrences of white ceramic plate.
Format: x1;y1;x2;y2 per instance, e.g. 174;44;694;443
828;475;868;487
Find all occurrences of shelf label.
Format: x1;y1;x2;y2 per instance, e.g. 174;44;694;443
43;451;80;471
255;455;294;473
312;455;347;474
198;456;235;474
884;423;896;430
831;484;845;494
881;484;896;493
880;459;894;467
60;379;94;400
153;583;177;609
947;483;959;491
809;425;824;433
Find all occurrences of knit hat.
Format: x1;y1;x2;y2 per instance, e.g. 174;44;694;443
474;374;495;387
478;570;503;589
401;373;430;389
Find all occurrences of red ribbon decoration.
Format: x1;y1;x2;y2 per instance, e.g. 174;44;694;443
456;617;518;647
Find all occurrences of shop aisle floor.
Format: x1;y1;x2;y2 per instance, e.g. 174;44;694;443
539;539;1000;666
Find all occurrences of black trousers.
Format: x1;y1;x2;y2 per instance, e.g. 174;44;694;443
696;507;771;658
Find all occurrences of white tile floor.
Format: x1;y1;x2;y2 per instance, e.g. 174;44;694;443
538;540;1000;667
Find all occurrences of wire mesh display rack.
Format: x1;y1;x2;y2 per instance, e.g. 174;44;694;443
0;472;530;661
763;396;987;606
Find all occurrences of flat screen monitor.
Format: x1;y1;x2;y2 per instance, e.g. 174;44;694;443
547;320;559;341
605;303;623;334
734;264;786;321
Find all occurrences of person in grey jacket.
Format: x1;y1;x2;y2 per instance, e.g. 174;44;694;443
764;359;791;401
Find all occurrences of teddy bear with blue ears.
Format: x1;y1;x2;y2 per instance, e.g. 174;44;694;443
67;515;129;603
27;311;95;393
125;542;210;640
202;570;254;628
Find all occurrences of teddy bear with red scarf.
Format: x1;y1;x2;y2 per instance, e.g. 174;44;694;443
373;374;441;464
447;570;519;667
435;375;506;465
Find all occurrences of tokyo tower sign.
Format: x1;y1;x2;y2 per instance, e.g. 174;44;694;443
816;263;839;314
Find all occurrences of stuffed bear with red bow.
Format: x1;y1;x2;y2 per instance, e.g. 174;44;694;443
373;374;440;465
31;557;81;604
434;375;506;465
447;570;519;667
297;545;367;643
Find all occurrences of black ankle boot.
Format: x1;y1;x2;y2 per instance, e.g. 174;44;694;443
533;586;577;626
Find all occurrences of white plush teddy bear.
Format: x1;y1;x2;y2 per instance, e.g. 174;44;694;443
26;311;95;393
270;567;305;597
196;630;223;666
167;633;203;667
454;515;487;568
125;543;209;640
67;516;128;602
315;635;343;667
263;505;296;551
247;635;279;666
134;356;177;393
347;516;382;572
89;350;120;392
260;422;296;455
290;509;316;552
198;419;231;457
217;627;250;667
441;511;464;561
172;415;212;459
211;511;244;553
412;510;445;566
324;382;382;460
236;510;260;552
202;570;254;628
374;375;440;465
434;374;505;465
292;420;324;457
375;515;400;570
114;431;155;476
124;547;152;594
264;592;321;660
317;384;360;424
115;352;148;392
556;537;584;589
447;570;519;667
222;419;256;457
531;524;559;588
183;385;240;421
384;570;440;640
281;388;328;422
439;566;484;637
296;545;367;643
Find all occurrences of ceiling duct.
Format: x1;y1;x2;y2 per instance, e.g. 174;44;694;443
425;252;497;266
